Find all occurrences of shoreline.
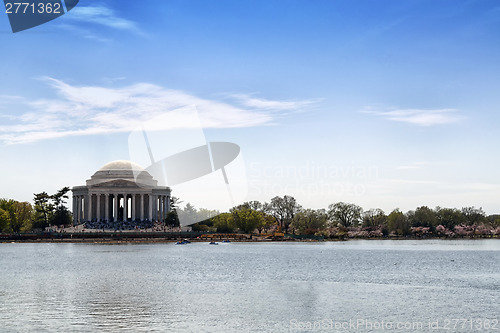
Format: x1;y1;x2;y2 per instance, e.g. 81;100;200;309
1;232;498;244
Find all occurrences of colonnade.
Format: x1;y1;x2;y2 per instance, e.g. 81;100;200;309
72;192;170;224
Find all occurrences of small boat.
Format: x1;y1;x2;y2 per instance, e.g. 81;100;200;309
209;241;218;245
176;240;190;245
182;239;191;244
222;240;231;243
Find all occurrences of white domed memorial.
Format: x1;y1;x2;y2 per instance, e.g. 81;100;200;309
71;160;171;226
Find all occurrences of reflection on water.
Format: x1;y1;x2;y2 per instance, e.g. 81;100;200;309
0;240;499;332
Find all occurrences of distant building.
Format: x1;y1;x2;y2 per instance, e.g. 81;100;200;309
71;160;171;225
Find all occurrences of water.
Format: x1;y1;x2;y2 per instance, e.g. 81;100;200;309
1;240;499;332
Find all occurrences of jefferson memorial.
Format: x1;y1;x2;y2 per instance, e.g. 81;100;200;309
72;160;171;225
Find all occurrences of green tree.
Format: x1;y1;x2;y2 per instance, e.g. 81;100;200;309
0;199;34;233
51;187;72;226
257;213;276;234
328;202;363;227
236;201;263;211
362;208;386;228
387;209;410;236
13;201;33;232
291;209;328;235
0;207;11;233
33;192;53;229
487;214;500;227
408;206;437;229
461;206;486;225
0;199;17;232
435;207;464;229
231;207;264;234
212;213;235;233
165;209;180;228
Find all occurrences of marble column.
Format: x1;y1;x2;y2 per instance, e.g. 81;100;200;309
141;194;145;221
131;194;136;221
158;196;162;221
79;196;82;223
89;193;93;221
75;195;80;223
123;193;128;221
96;194;101;220
105;194;109;221
114;194;119;222
148;194;153;221
72;195;77;224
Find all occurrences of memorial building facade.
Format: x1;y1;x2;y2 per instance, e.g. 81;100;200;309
72;160;171;224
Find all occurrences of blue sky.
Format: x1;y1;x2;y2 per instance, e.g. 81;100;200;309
1;0;499;214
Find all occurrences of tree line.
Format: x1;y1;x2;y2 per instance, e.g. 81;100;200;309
2;189;499;238
0;187;71;233
184;197;500;238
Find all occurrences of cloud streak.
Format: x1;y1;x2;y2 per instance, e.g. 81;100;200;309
364;107;463;126
0;78;316;145
230;94;319;112
64;5;138;31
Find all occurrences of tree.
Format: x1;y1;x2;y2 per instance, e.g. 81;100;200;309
197;208;220;222
212;213;235;233
487;214;500;227
33;192;53;229
14;201;34;232
51;187;72;226
362;208;386;228
257;213;276;234
0;207;11;233
0;199;17;232
435;207;464;229
241;201;263;211
265;195;301;233
387;209;410;236
408;206;437;229
328;202;363;227
170;196;182;210
178;203;198;225
0;199;34;233
291;209;328;235
165;209;180;228
231;207;264;234
461;206;486;225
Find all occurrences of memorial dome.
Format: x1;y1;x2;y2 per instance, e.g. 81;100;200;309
99;160;145;171
87;160;157;187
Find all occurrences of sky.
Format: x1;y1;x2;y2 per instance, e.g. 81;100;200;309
1;0;500;214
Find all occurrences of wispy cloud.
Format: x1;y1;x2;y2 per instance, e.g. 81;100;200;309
363;107;463;126
64;5;138;31
0;78;316;145
57;4;140;40
230;94;320;112
0;95;24;104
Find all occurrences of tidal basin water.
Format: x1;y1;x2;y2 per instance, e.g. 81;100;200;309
1;240;499;332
